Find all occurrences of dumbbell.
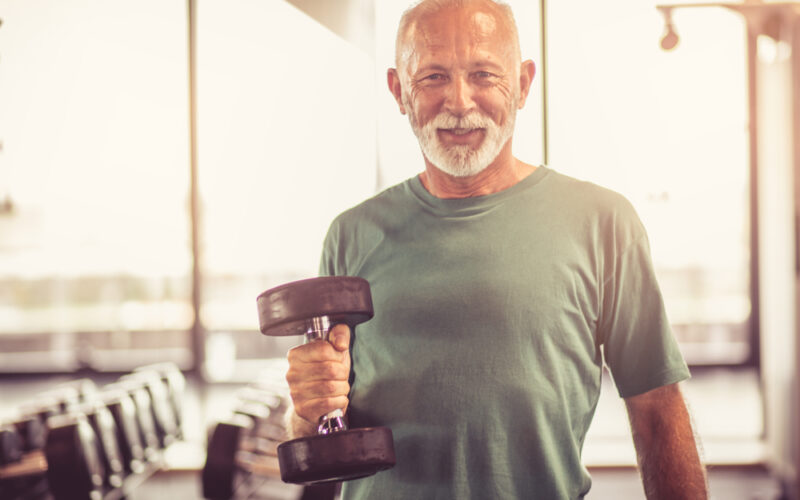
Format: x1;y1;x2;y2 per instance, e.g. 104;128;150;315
80;401;126;490
118;371;179;450
256;276;396;484
98;388;147;475
2;406;60;499
0;413;105;500
134;363;186;439
104;379;163;463
201;415;270;500
201;386;292;498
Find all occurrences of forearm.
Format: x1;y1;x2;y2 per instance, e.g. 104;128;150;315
626;384;708;499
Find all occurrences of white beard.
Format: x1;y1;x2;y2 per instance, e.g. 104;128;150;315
405;99;518;178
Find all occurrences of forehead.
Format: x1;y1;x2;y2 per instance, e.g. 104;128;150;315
403;5;513;69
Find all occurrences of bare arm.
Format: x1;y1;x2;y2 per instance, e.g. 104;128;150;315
624;382;708;499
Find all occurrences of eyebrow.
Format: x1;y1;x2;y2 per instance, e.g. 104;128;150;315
470;59;504;71
414;59;504;75
414;63;450;75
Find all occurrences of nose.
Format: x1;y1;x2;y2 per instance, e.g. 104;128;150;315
443;75;477;116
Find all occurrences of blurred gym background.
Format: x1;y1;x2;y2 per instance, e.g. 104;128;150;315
0;0;797;498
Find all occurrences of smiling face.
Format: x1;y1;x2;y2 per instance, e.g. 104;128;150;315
390;0;529;177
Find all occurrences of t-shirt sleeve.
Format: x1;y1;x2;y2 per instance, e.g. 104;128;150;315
318;217;341;277
599;229;691;398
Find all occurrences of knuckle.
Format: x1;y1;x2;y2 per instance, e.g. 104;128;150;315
289;387;304;405
294;401;313;420
322;362;342;380
322;380;339;395
285;367;304;385
287;345;305;362
326;396;348;410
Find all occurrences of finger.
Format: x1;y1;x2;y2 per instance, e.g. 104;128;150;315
287;339;346;363
285;359;350;385
290;379;350;401
329;324;351;352
293;396;349;423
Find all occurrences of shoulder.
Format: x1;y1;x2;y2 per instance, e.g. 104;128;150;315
329;178;416;231
542;168;636;214
320;179;416;276
538;168;646;248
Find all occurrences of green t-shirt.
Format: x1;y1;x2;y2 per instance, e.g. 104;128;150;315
319;166;689;499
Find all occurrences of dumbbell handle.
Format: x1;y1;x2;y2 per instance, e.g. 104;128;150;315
304;315;348;435
0;450;47;480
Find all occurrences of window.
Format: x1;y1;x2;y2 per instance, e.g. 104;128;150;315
0;0;753;372
0;0;192;371
547;1;752;365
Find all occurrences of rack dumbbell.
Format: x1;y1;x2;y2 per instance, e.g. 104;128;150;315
0;394;150;500
98;388;147;475
81;401;126;491
201;384;293;499
1;367;185;500
0;413;105;500
135;363;186;440
118;372;179;450
1;411;55;499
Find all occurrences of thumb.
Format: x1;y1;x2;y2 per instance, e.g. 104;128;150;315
329;324;351;352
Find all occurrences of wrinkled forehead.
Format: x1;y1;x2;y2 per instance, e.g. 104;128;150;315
398;5;515;72
415;8;498;42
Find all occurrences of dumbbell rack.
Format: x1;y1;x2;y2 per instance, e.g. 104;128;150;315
201;359;328;500
0;363;186;500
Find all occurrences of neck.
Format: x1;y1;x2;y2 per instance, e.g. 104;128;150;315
419;143;537;199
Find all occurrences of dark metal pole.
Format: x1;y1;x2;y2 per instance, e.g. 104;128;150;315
745;23;761;369
187;0;205;375
540;0;549;166
793;13;800;500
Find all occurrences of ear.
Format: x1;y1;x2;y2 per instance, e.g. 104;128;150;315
516;59;536;109
387;68;407;115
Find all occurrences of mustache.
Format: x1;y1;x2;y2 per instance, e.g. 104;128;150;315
429;111;492;130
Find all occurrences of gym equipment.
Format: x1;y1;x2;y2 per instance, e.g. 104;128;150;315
0;426;23;466
99;388;147;475
202;415;260;500
1;365;186;500
10;416;47;454
82;401;125;490
105;378;164;464
135;363;186;439
0;414;104;500
119;372;179;449
256;276;395;484
201;385;291;499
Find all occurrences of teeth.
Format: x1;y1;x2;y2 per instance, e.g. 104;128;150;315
450;128;472;135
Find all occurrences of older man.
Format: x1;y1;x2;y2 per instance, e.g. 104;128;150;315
285;0;708;498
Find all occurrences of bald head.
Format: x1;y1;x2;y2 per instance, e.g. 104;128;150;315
395;0;521;72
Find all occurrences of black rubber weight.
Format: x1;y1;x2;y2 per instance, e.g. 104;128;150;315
277;427;395;484
257;277;374;337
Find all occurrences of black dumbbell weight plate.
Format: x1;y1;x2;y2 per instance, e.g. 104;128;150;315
277;427;395;484
257;277;373;337
202;416;253;500
45;414;105;500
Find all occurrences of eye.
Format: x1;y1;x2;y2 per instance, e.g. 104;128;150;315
474;71;493;79
424;73;446;81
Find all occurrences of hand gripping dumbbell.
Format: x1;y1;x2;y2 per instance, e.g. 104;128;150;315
256;276;396;484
